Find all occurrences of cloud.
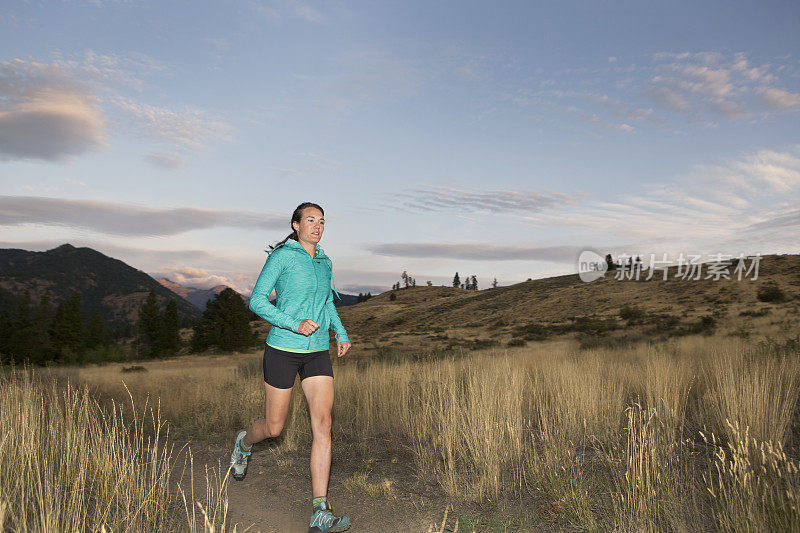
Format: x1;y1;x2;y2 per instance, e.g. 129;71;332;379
0;88;106;161
109;96;233;149
0;54;229;162
0;196;287;236
522;51;796;131
517;146;800;252
387;185;585;214
642;51;796;119
368;242;601;262
153;266;253;292
757;87;800;110
743;206;800;232
146;152;187;169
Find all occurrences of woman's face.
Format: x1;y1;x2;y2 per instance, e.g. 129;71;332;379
292;207;324;246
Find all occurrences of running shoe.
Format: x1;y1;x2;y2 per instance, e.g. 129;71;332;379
308;500;351;533
229;429;251;481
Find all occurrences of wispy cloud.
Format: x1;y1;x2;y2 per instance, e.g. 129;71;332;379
385;185;585;214
644;51;798;119
756;87;800;110
0;196;286;236
367;242;603;262
145;152;187;169
518;146;800;252
109;96;233;150
500;51;798;133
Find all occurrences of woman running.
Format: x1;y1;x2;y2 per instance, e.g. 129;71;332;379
230;201;352;533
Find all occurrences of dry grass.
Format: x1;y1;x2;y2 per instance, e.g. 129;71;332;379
0;367;233;532
27;331;800;531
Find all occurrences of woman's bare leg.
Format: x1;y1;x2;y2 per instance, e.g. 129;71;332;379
301;375;334;497
243;381;293;447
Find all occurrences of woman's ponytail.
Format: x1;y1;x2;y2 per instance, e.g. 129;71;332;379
269;229;298;251
265;202;324;252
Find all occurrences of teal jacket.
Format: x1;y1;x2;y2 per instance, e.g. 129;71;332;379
249;239;349;351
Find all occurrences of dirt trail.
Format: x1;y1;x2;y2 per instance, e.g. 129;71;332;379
180;439;452;533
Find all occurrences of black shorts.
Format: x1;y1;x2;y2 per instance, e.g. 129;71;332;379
262;343;333;389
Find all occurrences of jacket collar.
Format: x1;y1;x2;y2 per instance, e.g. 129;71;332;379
270;239;339;299
271;238;327;258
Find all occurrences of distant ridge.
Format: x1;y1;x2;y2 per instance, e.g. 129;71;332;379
0;243;201;329
155;278;249;310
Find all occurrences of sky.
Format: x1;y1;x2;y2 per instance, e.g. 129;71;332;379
1;0;799;296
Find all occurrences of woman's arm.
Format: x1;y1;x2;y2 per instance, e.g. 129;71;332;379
249;251;303;333
324;291;350;344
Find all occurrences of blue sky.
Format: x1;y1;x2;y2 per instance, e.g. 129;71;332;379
1;0;798;295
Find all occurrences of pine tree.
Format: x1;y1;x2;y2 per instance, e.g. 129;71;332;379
492;278;498;288
160;300;180;355
191;289;254;352
453;272;460;288
31;290;54;363
470;275;478;290
85;312;111;350
50;292;85;362
8;291;36;363
0;310;12;362
401;271;409;288
137;290;162;358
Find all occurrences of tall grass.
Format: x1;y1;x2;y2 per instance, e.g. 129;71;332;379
0;366;232;532
50;334;800;532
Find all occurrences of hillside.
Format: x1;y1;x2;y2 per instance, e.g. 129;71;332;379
0;244;201;329
334;253;800;356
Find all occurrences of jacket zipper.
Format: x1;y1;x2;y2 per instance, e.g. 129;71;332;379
308;253;318;350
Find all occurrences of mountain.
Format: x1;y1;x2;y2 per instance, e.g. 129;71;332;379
335;253;799;356
155;277;358;310
0;244;201;329
334;292;360;307
155;278;239;310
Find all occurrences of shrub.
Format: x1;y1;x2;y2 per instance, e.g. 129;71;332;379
739;308;770;317
757;283;785;303
619;305;646;324
507;338;526;347
648;313;680;332
689;315;717;335
512;323;549;341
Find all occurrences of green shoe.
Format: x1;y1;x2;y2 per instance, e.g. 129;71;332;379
308;500;350;532
229;430;251;481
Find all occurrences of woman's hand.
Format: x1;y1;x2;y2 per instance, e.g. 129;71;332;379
337;341;351;358
298;319;319;336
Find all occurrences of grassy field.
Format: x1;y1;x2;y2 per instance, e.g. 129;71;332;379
0;366;234;532
5;328;795;532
